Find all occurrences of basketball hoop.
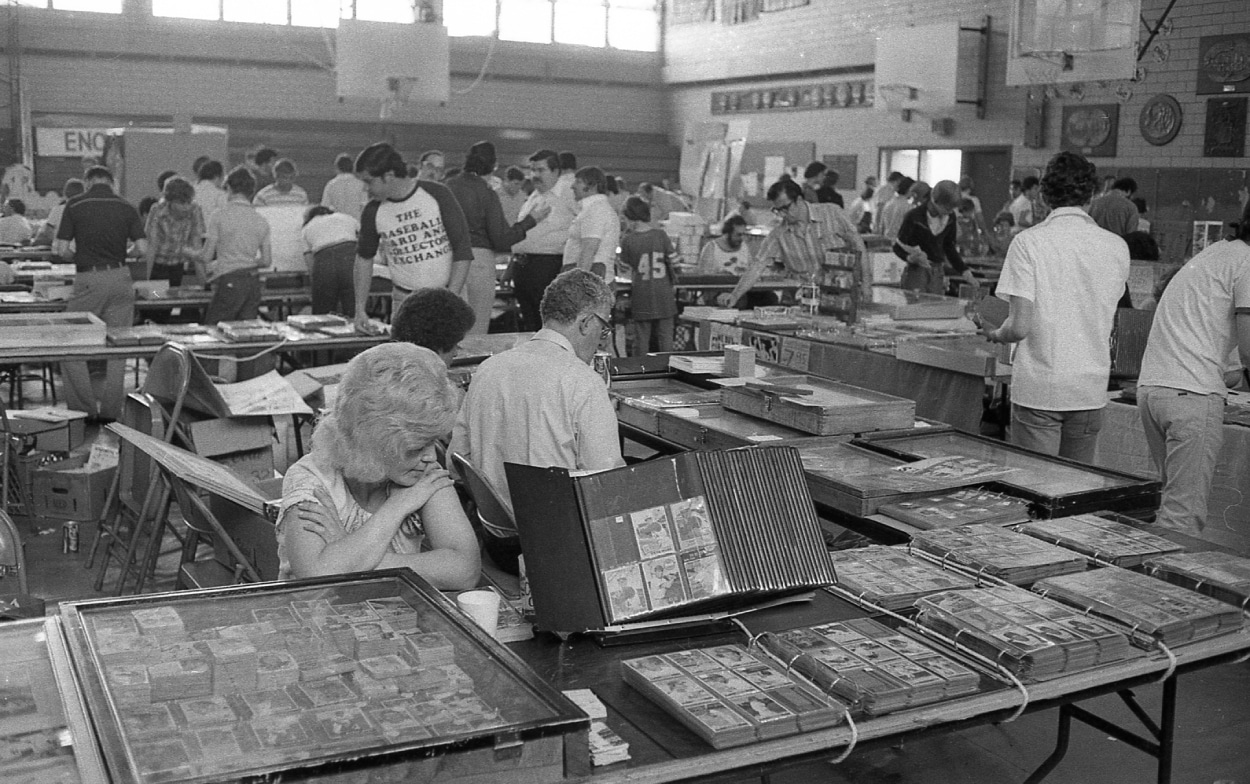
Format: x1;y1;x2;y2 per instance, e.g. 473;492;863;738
876;84;920;110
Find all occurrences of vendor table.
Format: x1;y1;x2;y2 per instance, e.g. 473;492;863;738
0;330;388;365
1095;398;1250;555
0;288;312;318
679;319;987;432
508;589;1250;784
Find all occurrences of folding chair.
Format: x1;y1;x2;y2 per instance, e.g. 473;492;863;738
165;471;264;589
88;342;195;594
450;451;523;576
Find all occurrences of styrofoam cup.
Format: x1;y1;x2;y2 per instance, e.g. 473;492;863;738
456;590;500;638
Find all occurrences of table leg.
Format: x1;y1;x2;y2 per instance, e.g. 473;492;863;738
1022;703;1071;784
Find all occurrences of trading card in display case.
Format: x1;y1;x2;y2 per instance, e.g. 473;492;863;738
58;569;589;783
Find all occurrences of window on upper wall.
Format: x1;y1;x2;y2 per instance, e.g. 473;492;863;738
499;0;553;44
445;0;498;36
554;0;606;47
354;0;414;23
609;0;659;51
223;0;287;24
290;0;344;27
20;0;124;11
153;0;219;20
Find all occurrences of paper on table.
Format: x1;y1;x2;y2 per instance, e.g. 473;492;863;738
8;406;88;424
215;371;314;417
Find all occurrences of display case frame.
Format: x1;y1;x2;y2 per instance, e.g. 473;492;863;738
853;430;1160;517
58;569;589;784
0;617;109;784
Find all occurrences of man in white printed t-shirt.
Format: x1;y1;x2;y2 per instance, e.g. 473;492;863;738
1136;201;1250;533
980;151;1129;463
352;142;473;325
563;166;620;284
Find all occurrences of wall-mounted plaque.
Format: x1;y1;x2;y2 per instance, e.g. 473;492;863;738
1061;103;1119;157
1139;94;1183;146
1204;97;1247;157
1197;34;1250;95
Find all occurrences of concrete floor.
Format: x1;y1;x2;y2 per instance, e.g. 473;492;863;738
9;375;1250;784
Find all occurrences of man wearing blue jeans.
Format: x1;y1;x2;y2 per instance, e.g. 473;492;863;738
1136;201;1250;533
980;152;1129;463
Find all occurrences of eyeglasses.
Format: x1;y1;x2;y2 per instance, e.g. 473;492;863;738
591;312;613;340
771;201;793;216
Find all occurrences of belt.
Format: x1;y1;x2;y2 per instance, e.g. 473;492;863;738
76;262;129;273
393;284;413;294
515;253;563;261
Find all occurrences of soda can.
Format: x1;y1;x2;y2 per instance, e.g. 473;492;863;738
592;351;612;389
62;520;79;554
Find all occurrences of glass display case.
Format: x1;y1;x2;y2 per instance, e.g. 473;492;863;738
853;431;1160;517
58;569;588;783
0;618;106;784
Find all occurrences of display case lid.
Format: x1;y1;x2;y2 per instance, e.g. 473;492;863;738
58;569;587;784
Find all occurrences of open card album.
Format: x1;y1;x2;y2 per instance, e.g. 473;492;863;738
506;447;835;633
107;423;280;521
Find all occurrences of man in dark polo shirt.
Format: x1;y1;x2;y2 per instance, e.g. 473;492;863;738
55;166;147;423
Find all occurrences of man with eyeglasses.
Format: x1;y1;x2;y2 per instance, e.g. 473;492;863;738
721;178;865;308
508;149;579;331
893;179;979;295
451;269;625;521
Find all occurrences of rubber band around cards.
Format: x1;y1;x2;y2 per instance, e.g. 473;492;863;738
1153;639;1177;683
828;711;859;765
1232;649;1250;665
191;339;289;364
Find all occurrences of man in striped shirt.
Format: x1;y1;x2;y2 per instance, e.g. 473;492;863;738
722;178;864;307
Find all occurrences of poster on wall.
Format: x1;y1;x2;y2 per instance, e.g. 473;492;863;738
1203;97;1247;158
1196;35;1250;95
1061;104;1119;157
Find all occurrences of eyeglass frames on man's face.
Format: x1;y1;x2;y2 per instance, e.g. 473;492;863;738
771;200;793;215
591;312;613;339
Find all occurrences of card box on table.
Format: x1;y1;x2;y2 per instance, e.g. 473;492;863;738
58;569;589;784
506;447;836;635
611;377;721;435
720;375;915;436
895;335;1012;377
0;312;106;349
854;430;1160;518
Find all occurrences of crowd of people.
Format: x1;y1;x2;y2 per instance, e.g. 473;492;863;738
25;139;1250;580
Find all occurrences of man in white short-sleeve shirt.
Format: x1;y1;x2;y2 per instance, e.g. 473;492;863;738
563;166;620;283
1137;211;1250;533
981;152;1129;463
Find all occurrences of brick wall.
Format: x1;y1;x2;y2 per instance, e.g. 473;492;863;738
665;0;1250;250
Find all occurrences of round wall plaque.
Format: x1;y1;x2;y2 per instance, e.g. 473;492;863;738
1065;106;1113;149
1139;94;1183;146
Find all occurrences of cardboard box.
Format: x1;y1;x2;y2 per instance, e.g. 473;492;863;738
183;413;276;485
195;352;277;383
32;456;116;521
5;408;88;453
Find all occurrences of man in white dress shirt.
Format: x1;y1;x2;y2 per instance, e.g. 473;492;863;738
508;149;578;331
321;153;367;221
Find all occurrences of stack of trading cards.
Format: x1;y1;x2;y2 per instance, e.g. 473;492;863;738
1033;566;1245;646
910;524;1089;585
148;657;213;702
204;638;259;693
1019;514;1184;567
915;585;1135;679
131;607;186;641
563;689;631;766
621;645;844;749
757;618;981;716
1144;551;1250;608
350;622;407;659
830;546;977;610
255;651;301;690
406;632;456;666
105;663;152;705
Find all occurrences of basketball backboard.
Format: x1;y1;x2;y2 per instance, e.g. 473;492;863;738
875;23;962;114
335;19;450;104
1006;0;1141;86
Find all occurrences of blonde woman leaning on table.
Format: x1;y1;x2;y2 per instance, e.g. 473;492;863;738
276;343;480;589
